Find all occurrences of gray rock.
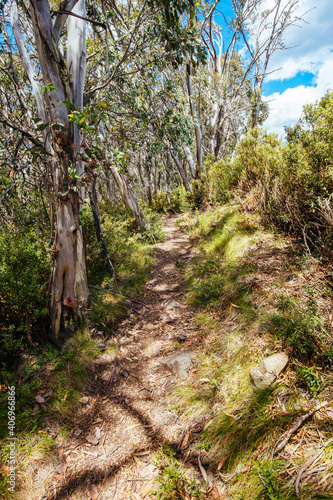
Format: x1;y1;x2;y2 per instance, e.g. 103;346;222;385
259;352;289;376
250;352;289;389
158;350;198;379
250;369;276;389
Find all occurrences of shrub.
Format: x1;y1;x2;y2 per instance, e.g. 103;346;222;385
151;192;176;213
229;91;333;256
153;447;204;500
0;225;50;365
205;155;242;204
269;289;328;363
185;179;206;208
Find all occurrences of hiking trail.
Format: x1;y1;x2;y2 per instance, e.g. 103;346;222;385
31;214;219;500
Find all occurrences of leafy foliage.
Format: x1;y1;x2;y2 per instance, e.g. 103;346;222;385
256;461;285;500
0;220;50;365
269;289;328;363
223;91;333;257
153;446;204;499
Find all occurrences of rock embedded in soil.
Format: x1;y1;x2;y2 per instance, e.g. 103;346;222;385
173;332;187;342
250;352;289;389
158;350;198;379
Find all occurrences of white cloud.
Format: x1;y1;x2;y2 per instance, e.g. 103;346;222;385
261;0;333;136
264;55;333;136
266;0;333;81
264;86;316;135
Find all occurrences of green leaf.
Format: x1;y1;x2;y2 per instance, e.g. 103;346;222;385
52;123;66;131
63;100;76;110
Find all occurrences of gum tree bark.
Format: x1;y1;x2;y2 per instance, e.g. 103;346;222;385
183;144;196;179
186;63;202;178
170;149;192;192
10;0;89;338
166;152;171;203
110;166;148;229
185;3;202;178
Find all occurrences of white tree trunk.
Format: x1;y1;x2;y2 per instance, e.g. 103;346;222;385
110;167;148;229
183;145;196;179
11;0;89;338
67;0;88;305
170;149;192;192
186;63;202;177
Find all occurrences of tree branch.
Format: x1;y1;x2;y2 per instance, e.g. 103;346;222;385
52;9;106;29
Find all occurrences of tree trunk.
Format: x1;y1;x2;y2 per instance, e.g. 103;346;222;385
170;149;192;192
166;152;171;203
67;0;89;306
183;145;196;179
110;166;148;229
89;171;115;276
14;0;89;338
106;169;112;199
186;63;202;178
51;188;81;338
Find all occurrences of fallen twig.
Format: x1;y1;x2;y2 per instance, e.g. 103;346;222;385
198;453;208;484
273;402;329;455
219;467;250;482
295;438;333;498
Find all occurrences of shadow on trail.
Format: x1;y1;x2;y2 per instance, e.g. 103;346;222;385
45;395;204;500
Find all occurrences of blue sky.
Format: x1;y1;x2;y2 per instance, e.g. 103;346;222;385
255;0;333;136
213;0;333;136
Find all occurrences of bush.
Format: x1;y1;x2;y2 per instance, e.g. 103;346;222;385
234;128;284;215
0;225;50;365
151;192;176;213
86;201;159;330
205;154;242;204
229;92;333;256
185;179;206;208
269;289;329;363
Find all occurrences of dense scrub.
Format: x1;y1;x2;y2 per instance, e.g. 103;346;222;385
0;200;51;365
198;91;333;260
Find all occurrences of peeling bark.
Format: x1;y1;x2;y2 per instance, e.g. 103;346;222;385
51;194;79;338
186;63;202;178
183;145;196;179
11;0;89;338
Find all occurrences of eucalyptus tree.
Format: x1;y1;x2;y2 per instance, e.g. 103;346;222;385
86;2;201;196
3;0;207;340
8;0;91;339
236;0;300;128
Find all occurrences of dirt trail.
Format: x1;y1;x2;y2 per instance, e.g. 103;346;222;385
36;214;211;500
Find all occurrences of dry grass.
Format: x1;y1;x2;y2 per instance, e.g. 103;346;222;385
173;205;333;499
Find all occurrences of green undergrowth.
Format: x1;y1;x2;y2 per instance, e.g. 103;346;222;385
150;186;192;213
181;205;262;313
86;202;163;332
172;205;333;499
152;446;204;499
0;328;100;497
0;203;161;497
